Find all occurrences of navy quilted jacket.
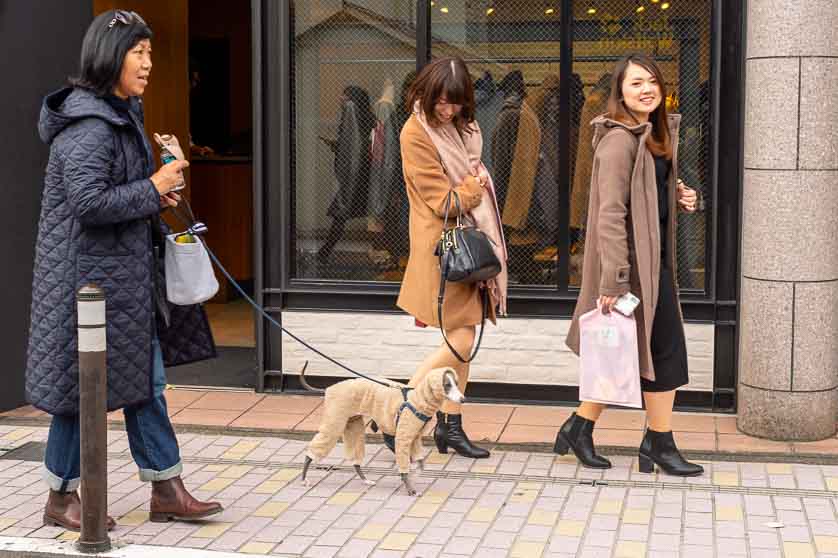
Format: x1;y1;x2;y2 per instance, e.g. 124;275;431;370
26;87;216;416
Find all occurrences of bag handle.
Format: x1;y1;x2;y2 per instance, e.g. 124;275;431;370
436;275;488;363
441;188;463;231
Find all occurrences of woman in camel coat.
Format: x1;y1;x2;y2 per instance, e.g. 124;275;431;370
556;54;704;477
395;58;499;459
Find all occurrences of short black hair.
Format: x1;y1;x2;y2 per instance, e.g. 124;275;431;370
70;10;153;97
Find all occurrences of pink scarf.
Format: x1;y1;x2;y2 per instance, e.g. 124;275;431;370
414;104;508;315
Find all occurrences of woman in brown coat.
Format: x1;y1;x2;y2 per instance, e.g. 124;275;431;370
557;54;703;476
394;58;502;459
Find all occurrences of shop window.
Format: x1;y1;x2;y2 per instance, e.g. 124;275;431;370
571;0;712;291
290;0;712;293
292;0;417;282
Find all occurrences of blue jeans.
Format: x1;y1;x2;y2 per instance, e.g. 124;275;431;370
43;338;183;491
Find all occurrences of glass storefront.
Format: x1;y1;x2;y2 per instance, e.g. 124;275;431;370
290;0;713;293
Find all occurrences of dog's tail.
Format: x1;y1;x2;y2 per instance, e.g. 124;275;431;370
298;361;325;393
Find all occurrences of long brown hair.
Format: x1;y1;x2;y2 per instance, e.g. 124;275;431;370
606;54;672;159
406;57;476;134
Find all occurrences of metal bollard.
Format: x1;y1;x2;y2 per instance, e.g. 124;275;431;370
76;285;111;553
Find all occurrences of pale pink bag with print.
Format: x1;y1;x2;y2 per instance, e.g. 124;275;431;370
578;306;642;408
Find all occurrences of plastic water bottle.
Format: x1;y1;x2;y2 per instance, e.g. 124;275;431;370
160;146;185;190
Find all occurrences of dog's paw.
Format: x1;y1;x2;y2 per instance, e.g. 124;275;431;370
406;488;417;496
301;479;310;487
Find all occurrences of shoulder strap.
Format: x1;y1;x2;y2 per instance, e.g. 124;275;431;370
437;278;488;363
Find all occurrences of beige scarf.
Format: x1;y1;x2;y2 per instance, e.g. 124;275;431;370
414;103;508;316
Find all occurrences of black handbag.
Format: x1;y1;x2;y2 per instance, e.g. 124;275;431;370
435;189;501;363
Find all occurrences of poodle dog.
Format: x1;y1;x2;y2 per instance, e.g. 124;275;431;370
299;365;464;495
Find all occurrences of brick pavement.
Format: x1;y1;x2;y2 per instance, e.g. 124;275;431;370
6;388;838;458
1;422;838;556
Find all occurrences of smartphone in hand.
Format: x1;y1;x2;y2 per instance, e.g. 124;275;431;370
613;292;640;316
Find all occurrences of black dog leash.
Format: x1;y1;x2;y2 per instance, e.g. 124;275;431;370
167;199;398;389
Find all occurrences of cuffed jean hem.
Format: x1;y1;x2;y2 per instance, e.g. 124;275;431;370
42;465;79;493
138;460;182;482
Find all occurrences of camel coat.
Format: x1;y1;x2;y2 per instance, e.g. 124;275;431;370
566;114;684;382
397;115;497;329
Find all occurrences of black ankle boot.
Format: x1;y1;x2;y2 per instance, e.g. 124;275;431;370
434;412;490;459
554;412;611;469
638;429;704;477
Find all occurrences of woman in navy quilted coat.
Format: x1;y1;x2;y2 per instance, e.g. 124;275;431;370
27;10;221;530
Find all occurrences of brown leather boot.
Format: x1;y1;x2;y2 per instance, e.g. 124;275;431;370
43;490;115;532
150;476;223;522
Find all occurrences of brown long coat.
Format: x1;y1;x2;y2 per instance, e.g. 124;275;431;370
396;115;496;329
566;114;684;381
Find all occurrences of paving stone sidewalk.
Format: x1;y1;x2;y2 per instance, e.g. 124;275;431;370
1;425;838;557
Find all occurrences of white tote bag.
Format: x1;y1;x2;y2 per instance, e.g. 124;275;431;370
164;233;219;305
578;307;643;408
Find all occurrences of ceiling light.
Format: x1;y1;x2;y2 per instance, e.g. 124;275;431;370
486;7;495;15
440;6;449;13
636;5;645;12
587;7;597;15
545;7;555;14
650;0;659;2
430;1;435;5
661;2;670;8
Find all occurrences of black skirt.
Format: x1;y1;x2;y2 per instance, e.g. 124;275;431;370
640;267;689;392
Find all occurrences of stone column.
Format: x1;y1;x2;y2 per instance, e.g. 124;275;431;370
737;2;838;440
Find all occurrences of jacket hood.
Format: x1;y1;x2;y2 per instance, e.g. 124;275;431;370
590;113;681;151
39;87;131;145
501;93;523;111
474;73;498;106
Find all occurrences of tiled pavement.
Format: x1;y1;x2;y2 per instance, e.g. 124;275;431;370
4;391;838;556
4;388;838;457
1;424;838;556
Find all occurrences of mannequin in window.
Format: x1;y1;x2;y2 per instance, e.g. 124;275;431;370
530;75;561;264
318;85;375;264
498;71;542;252
367;78;399;269
474;71;503;176
570;73;612;243
372;71;417;280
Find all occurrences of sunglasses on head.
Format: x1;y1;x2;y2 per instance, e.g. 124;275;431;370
107;10;146;29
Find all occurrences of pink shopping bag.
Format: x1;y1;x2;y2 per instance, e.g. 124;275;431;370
578;306;642;408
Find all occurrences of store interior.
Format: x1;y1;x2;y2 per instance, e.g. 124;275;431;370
94;0;256;387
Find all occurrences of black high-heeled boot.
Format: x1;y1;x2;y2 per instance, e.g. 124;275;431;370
553;412;612;469
434;411;490;459
638;429;704;476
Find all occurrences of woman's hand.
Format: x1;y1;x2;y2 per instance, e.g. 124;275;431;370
599;295;619;314
150;160;189;195
476;166;490;188
677;179;698;213
160;191;181;209
472;166;488;188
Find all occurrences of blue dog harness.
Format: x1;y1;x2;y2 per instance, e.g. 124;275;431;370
395;387;432;429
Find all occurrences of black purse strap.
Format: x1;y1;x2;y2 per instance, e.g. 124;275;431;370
436;266;489;364
441;188;462;231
